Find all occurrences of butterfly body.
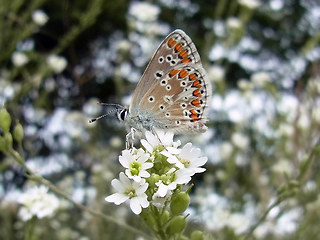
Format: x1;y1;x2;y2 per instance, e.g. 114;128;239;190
117;29;212;135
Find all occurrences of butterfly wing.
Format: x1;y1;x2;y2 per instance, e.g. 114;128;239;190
130;29;203;109
137;64;211;133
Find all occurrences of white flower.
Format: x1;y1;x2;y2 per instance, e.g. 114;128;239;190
226;17;242;30
312;106;320;124
238;0;261;10
12;52;29;67
129;2;160;22
155;180;176;198
32;10;49;26
141;130;181;153
17;186;59;221
220;142;234;159
47;55;67;73
105;172;149;214
238;79;253;91
152;187;172;209
279;123;294;137
272;158;294;175
231;132;249;150
162;143;208;175
119;148;153;182
208;65;225;83
251;72;270;87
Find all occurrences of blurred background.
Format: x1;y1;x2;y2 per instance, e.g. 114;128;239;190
0;0;320;239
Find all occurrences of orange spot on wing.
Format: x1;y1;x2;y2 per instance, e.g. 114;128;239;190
192;80;202;88
189;109;200;122
189;74;197;81
191;99;201;107
178;50;188;59
181;57;191;63
175;43;183;52
169;69;179;77
168;38;176;48
193;89;202;97
178;69;188;78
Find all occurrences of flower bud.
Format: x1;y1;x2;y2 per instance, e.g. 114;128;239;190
166;216;186;236
170;192;190;215
13;122;24;142
160;210;169;224
0;132;13;152
191;230;204;240
0;108;11;133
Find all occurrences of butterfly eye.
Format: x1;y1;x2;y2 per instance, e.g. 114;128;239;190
180;81;187;87
166;85;171;91
117;109;127;121
148;96;155;102
165;112;170;117
159;105;165;110
175;120;181;125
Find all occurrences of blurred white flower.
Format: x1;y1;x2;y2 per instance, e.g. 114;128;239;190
297;112;310;130
208;65;225;83
278;123;294;137
12;52;29;67
220;141;234;159
226;17;242;30
109;136;123;148
105;172;149;215
32;10;49;26
312;106;320;123
119;148;153;182
129;2;160;22
238;79;253;91
251;72;270;87
228;213;251;234
47;55;67;73
272;158;294;176
238;0;261;9
18;186;60;221
231;132;249;150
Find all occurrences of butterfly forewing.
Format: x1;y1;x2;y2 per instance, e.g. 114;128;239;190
130;29;202;109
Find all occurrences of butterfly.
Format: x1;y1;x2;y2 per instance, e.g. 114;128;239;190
90;29;211;144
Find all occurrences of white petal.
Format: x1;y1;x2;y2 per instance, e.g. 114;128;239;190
137;194;149;208
105;193;128;204
141;139;153;153
111;179;125;193
145;131;159;147
157;183;168;197
166;146;181;154
142;162;153;169
139;170;150;178
191;157;208;167
136;182;149;194
119;172;131;187
130;197;142;214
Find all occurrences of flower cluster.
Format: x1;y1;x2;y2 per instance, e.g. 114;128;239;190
17;186;60;221
105;130;208;214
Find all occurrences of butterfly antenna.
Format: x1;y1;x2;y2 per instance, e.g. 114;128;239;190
88;102;124;123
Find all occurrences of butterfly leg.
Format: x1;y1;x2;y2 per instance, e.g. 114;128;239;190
126;127;136;149
151;127;165;147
